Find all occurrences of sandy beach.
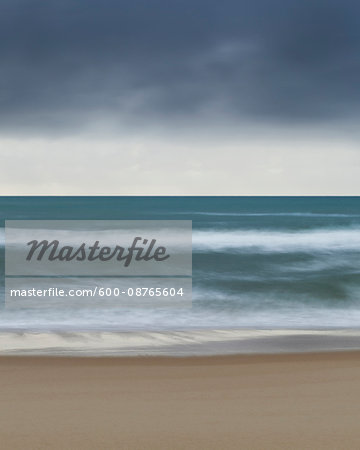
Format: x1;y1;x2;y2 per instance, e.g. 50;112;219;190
1;352;360;449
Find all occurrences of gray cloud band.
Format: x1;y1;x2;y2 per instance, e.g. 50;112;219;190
0;0;359;133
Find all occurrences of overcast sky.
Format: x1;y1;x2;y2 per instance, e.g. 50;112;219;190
1;0;359;194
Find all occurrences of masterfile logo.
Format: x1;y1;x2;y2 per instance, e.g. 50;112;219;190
25;236;170;267
5;220;192;276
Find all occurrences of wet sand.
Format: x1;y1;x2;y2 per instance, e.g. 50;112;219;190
1;352;360;449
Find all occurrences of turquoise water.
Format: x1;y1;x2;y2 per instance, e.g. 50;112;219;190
1;196;360;331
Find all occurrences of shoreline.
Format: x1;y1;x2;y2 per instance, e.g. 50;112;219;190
1;351;360;449
1;348;360;360
2;328;360;356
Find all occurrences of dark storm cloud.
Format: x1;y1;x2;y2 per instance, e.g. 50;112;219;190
0;0;359;132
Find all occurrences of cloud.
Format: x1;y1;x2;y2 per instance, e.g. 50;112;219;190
0;0;359;134
1;133;360;194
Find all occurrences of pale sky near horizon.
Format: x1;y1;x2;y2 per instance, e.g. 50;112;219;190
1;0;360;195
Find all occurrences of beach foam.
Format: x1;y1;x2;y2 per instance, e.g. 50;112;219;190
2;329;360;356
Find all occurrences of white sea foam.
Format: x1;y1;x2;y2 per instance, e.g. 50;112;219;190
174;212;360;217
2;329;360;356
193;228;360;252
2;304;360;331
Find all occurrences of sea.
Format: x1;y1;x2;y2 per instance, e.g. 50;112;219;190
1;196;360;355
